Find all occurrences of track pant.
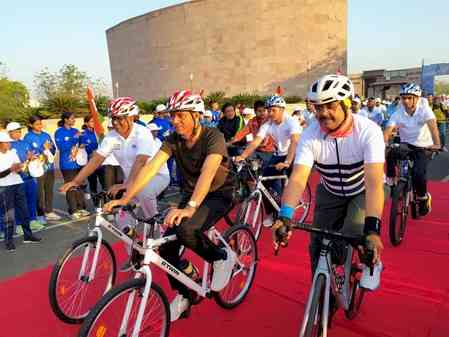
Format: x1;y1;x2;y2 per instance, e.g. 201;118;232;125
61;169;86;214
102;165;124;191
159;189;233;298
37;170;55;215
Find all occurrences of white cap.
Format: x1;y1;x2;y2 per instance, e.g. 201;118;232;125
352;97;361;104
293;106;302;112
375;97;381;103
0;132;13;142
6;122;22;132
242;108;254;115
203;110;213;118
148;123;162;131
155;104;167;113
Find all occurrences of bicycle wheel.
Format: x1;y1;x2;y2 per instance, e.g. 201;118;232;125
345;251;366;320
389;181;408;246
304;274;326;337
214;225;258;309
49;236;116;324
293;182;312;225
79;278;170;337
236;195;264;241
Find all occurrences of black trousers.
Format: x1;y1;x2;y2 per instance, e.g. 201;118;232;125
0;184;33;244
87;166;105;194
37;170;55;215
386;143;430;197
159;189;233;298
61;169;86;214
102;165;124;191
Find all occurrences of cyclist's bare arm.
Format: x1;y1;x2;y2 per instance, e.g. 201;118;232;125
72;152;106;185
239;136;264;159
383;126;395;143
426;119;441;148
281;163;312;208
189;153;224;206
125;154;151;188
284;134;300;165
230;125;250;144
122;150;170;204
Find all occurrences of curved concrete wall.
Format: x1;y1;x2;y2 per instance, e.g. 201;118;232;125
106;0;347;100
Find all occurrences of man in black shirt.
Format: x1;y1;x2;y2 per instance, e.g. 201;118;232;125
104;90;237;322
218;103;245;156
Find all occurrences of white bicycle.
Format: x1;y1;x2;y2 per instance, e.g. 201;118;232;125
234;158;311;240
77;206;258;337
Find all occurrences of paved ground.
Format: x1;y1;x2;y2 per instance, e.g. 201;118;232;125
1;151;448;281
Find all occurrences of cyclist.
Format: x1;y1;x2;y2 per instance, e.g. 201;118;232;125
218;103;245;156
274;74;386;283
383;83;441;216
235;95;302;226
60;96;170;226
103;90;237;322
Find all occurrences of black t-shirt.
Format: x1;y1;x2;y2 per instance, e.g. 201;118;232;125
218;115;244;142
161;127;235;193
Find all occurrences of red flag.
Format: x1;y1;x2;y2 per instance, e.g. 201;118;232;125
86;85;105;136
275;86;284;96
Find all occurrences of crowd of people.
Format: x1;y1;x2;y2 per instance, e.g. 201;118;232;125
0;72;446;325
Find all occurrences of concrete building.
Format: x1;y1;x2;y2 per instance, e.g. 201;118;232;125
106;0;347;101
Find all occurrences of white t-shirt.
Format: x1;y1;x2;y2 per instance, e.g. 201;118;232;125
102;152;120;166
0;149;23;186
257;114;302;156
97;123;169;178
387;101;436;147
295;114;385;197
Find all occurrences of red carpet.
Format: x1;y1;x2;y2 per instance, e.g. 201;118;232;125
1;181;448;337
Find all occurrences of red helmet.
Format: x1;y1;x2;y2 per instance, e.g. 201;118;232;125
108;96;139;117
167;90;205;113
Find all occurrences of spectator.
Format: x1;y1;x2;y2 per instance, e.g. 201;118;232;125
0;132;41;252
351;97;362;114
23;115;60;224
218;103;245;156
80;115;104;195
201;110;215;128
101;119;124;190
301;99;316;127
428;94;448;148
209;100;221;126
55;112;88;219
151;104;172;142
6;122;43;231
241;108;255;142
360;97;385;127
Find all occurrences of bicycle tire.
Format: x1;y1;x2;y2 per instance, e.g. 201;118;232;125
78;278;170;337
236;195;264;241
345;252;366;320
49;236;117;324
304;274;326;337
213;225;258;309
389;181;408;246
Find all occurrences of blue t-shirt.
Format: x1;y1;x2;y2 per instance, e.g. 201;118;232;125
11;140;32;180
211;110;221;127
55;127;80;170
79;128;98;158
151;117;172;141
23;130;56;171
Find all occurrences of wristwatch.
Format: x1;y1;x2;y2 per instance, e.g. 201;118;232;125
187;200;198;209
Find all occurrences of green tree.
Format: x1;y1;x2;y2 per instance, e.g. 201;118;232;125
434;80;449;95
0;77;30;123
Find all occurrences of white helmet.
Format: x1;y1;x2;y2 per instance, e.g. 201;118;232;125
155;104;167;113
400;83;422;97
307;74;354;104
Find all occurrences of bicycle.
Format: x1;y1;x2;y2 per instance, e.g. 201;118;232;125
292;224;374;337
48;191;169;324
387;144;441;246
233;158;311;240
78;205;258;337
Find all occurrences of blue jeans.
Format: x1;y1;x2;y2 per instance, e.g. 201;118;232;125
261;155;291;214
438;122;446;147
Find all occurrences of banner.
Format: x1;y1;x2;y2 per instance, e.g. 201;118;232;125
421;63;449;95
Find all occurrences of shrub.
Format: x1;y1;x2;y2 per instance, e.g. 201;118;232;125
285;95;303;104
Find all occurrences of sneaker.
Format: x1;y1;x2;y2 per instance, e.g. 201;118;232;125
45;212;62;221
263;214;274;228
5;242;16;252
79;209;91;217
211;248;237;292
418;193;432;216
71;211;83;220
38;216;47;225
23;235;42;244
360;261;383;291
16;226;24;236
84;193;92;200
30;220;45;230
170;294;190;322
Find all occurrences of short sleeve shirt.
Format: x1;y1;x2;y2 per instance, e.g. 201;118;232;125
387;101;436;147
0;150;23;186
97;123;169;177
257;114;302;155
160;127;234;193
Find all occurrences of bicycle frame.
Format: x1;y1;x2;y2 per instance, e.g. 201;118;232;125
299;239;354;337
120;227;246;337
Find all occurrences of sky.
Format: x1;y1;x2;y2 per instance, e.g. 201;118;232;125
1;0;449;96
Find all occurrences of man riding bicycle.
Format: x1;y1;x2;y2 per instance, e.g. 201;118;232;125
274;74;386;283
104;90;237;322
235;95;302;226
383;83;441;216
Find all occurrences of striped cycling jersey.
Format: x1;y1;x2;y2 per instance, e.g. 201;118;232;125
295;114;385;197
